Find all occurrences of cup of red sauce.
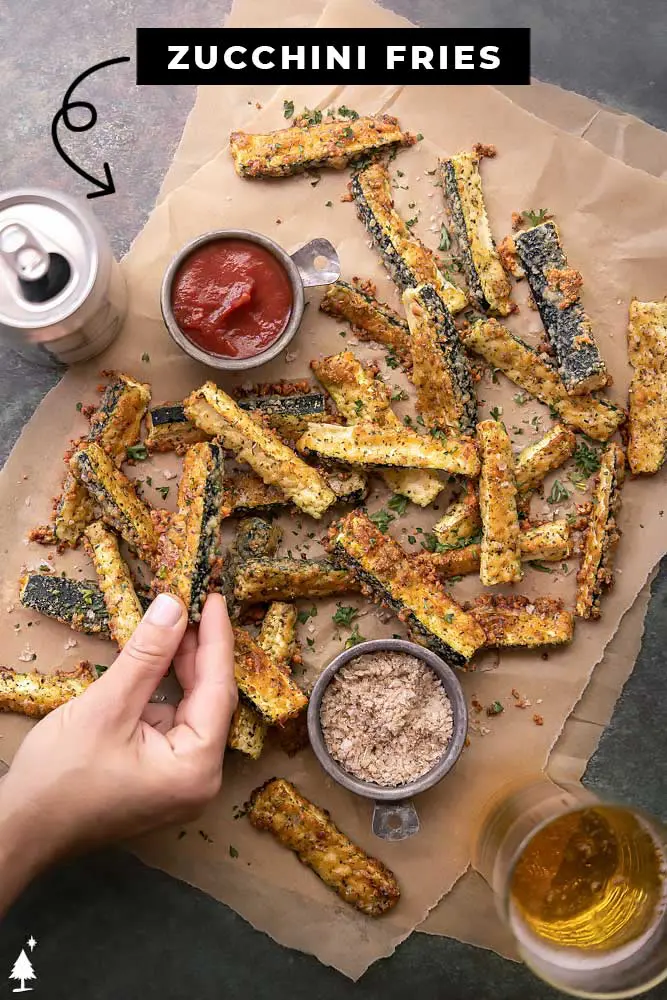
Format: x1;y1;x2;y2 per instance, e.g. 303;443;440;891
160;229;340;370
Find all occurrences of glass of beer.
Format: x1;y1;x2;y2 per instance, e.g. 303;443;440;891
474;777;667;997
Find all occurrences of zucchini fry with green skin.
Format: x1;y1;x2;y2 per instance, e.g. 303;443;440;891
319;280;412;368
439;152;513;316
222;516;283;603
297;422;480;477
145;403;209;454
0;661;97;719
184;383;336;520
432;482;481;549
232;627;307;725
627;300;667;474
403;283;477;434
514;222;608;395
351;161;467;315
462;319;624;441
575;443;625;619
327;510;486;666
428;520;571;579
248;778;400;917
53;372;151;546
69;442;159;567
230;114;414;178
311;351;443;506
234;559;358;603
19;573;110;635
470;595;574;649
84;521;143;648
477;420;522;585
223;467;367;518
227;704;267;760
154;442;225;622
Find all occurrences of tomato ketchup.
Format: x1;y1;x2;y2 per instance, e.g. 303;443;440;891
171;239;293;359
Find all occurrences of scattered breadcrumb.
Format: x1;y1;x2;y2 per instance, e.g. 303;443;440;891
533;714;544;726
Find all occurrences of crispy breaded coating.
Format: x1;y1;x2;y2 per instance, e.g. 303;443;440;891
0;661;96;718
232;627;307;725
469;595;574;648
575;443;625;619
627;299;667;474
477;420;523;585
85;521;143;648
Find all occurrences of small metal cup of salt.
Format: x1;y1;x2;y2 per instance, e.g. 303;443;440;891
307;639;468;842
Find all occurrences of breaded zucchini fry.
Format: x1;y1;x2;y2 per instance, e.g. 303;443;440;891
428;520;571;578
439;151;513;315
627;299;667;474
257;602;298;669
19;573;110;635
227;703;266;760
248;778;400;916
514;221;608;394
234;558;358;603
351;161;467;314
575;443;625;619
297;422;480;477
327;510;486;666
403;283;477;435
0;661;96;719
230;114;414;178
470;595;574;648
311;351;443;506
69;442;159;567
232;627;307;725
184;383;336;519
84;521;143;648
154;442;225;622
145;402;209;453
319;280;412;366
432;482;482;549
477;420;523;585
462;319;624;441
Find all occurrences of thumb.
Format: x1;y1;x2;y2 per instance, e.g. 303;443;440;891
91;594;188;723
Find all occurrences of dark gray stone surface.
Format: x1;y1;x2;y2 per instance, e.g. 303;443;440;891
1;1;667;997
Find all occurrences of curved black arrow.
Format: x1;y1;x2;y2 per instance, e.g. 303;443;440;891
51;56;130;199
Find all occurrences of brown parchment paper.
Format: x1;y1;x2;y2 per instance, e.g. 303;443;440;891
2;0;667;981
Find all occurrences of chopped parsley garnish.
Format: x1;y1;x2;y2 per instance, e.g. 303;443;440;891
487;701;504;716
385;349;400;369
126;443;148;461
416;132;424;141
342;125;354;138
391;387;408;401
489;406;502;421
407;535;416;545
547;480;570;504
344;624;365;648
299;107;322;126
229;845;239;858
444;612;455;624
297;605;318;625
513;392;528;406
325;200;333;207
94;664;109;676
306;637;315;648
438;225;451;251
405;216;419;228
337;105;359;119
573;439;601;477
283;99;294;119
156;485;170;500
354;399;364;415
387;494;409;516
522;208;549;226
75;401;83;412
141;351;150;362
529;560;554;573
332;604;358;627
369;509;395;533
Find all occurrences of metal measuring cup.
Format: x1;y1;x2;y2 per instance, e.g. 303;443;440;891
307;639;468;841
160;228;340;372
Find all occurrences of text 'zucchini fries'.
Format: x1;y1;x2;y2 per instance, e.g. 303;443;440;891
311;350;443;506
327;510;487;666
297;422;480;477
232;627;307;725
69;441;159;567
470;595;574;648
403;283;477;435
427;520;572;579
230;114;414;178
54;371;151;546
84;521;143;648
477;420;522;585
20;574;110;635
0;661;96;719
155;441;225;622
439;151;513;316
514;221;608;395
319;280;412;367
248;778;400;916
462;319;624;441
234;558;358;603
626;300;667;474
184;383;336;519
351;161;467;314
575;443;625;619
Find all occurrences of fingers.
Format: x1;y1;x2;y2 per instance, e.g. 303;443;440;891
89;594;187;725
172;626;198;693
171;594;237;754
142;703;176;734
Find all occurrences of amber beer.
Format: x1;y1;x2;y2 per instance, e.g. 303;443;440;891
474;779;667;997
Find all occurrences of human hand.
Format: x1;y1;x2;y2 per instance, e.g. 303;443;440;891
0;592;237;909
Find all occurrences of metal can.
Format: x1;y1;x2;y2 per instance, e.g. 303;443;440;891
0;188;126;367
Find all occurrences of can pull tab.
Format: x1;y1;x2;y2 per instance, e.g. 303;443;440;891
0;223;71;303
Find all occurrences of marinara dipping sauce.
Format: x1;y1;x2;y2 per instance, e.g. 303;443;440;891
170;238;293;359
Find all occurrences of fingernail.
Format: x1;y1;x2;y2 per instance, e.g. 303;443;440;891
145;593;183;626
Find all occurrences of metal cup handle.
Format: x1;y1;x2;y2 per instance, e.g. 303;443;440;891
372;799;420;841
289;238;340;288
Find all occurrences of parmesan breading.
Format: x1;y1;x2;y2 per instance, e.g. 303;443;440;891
575;443;625;619
428;520;571;579
627;299;667;474
470;595;574;648
477;419;523;585
84;521;143;648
